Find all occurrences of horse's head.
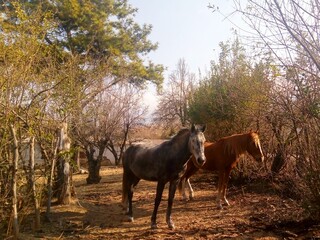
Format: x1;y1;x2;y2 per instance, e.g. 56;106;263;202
189;124;207;167
247;131;264;163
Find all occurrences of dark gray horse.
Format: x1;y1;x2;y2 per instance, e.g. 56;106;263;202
122;124;206;229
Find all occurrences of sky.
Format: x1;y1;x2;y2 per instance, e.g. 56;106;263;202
128;0;246;115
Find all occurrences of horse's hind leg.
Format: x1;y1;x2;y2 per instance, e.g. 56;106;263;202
216;169;231;209
186;179;194;200
151;181;165;229
125;174;140;222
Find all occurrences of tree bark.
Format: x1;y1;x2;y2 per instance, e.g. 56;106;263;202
29;137;40;230
86;147;102;184
55;122;72;204
46;136;59;221
10;125;19;239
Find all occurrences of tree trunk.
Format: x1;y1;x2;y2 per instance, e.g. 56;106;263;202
58;161;71;204
55;122;72;204
74;148;80;172
10;125;19;239
29;137;40;230
107;143;119;165
108;123;129;166
271;145;287;174
46;136;59;221
86;146;102;184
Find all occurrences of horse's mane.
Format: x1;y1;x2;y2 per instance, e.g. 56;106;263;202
221;132;259;157
168;128;190;142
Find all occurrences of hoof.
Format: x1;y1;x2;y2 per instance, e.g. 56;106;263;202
151;223;158;229
126;216;134;222
167;220;175;229
224;201;230;206
181;195;187;201
168;223;175;229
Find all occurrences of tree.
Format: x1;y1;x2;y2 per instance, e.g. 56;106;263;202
73;83;147;183
106;85;148;166
2;0;163;87
154;59;196;129
189;39;270;140
0;0;164;236
0;4;64;234
234;0;320;217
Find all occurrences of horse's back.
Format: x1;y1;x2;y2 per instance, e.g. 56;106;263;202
203;135;250;171
123;144;141;168
123;143;165;181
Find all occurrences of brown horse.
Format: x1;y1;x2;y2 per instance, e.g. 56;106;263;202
178;131;264;209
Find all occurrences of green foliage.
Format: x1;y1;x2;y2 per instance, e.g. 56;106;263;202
188;39;270;140
0;1;164;235
1;0;163;87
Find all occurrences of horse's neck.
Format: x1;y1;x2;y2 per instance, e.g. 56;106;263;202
225;134;249;157
172;134;191;163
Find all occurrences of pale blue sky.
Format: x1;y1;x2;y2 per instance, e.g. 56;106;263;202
129;0;242;74
128;0;246;115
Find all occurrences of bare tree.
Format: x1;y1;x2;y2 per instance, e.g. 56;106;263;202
154;59;196;129
233;0;320;215
106;86;147;165
73;82;147;183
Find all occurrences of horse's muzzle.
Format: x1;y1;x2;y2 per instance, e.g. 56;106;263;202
256;155;264;163
196;157;206;167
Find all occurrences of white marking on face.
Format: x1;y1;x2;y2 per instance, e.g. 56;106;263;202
251;134;264;162
190;132;206;166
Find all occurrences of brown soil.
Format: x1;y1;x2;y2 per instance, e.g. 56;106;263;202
20;167;320;239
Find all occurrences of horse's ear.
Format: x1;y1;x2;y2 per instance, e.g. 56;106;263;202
250;129;257;134
250;129;259;134
191;124;195;132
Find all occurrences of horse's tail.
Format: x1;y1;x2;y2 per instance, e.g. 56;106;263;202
122;146;133;209
122;150;129;209
122;172;128;209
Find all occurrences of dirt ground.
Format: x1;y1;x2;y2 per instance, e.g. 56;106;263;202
21;166;320;240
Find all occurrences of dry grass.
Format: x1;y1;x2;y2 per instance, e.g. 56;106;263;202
17;167;320;239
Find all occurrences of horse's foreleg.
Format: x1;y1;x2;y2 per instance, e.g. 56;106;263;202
166;180;178;229
151;181;165;229
222;168;232;206
186;179;194;200
216;171;224;209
